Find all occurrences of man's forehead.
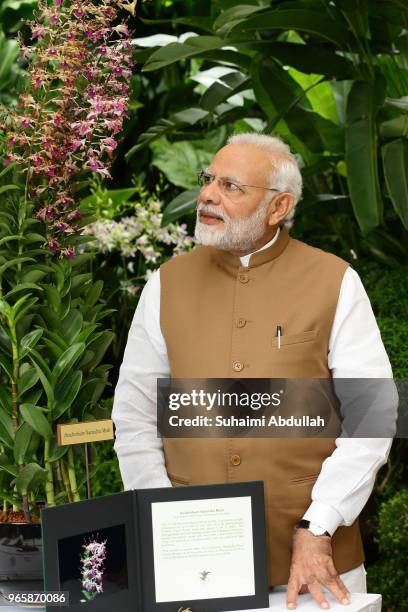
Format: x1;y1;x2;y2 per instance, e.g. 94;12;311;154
209;143;273;183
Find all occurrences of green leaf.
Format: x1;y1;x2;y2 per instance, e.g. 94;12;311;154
60;310;83;342
4;282;43;299
44;285;61;313
150;138;213;189
382;139;408;229
345;79;385;233
0;464;18;478
52;370;83;420
239;41;353;80
29;357;54;406
162;188;199;225
86;332;114;371
52;342;86;386
213;4;268;35
84;281;103;308
20;403;53;440
231;9;351;47
0;257;35;277
143;36;226;72
200;72;250;112
0;352;12;380
15;462;46;496
0;185;20;195
14;422;34;464
48;442;69;462
80;188;139;210
18;366;39;396
380;115;408;139
0;408;13;448
20;328;43;358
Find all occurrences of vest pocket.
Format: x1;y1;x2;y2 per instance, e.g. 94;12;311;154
271;330;317;348
289;472;320;484
168;473;189;487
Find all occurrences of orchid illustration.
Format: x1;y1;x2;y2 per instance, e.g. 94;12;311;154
79;538;107;603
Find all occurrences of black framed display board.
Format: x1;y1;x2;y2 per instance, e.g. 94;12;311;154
41;481;269;612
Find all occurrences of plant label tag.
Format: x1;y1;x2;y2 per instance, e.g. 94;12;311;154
57;419;114;446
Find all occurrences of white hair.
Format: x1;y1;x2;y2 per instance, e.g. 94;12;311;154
227;133;303;218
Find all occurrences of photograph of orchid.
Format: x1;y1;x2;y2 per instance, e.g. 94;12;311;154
58;524;128;604
79;538;107;603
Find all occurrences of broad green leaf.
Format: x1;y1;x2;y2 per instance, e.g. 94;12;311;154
15;462;46;496
48;443;69;462
76;324;99;344
60;310;83;341
213;4;268;35
20;403;53;440
143;36;226;72
18;366;39;396
380;116;408;139
52;370;83;420
382;139;408;229
14;422;34;464
200;72;250;112
231;9;351;47
44;286;61;313
42;337;64;360
162;188;200;225
52;342;86;386
86;332;114;371
238;41;353;80
42;329;68;351
150;138;213;189
20;328;43;358
345;79;385;233
84;281;103;308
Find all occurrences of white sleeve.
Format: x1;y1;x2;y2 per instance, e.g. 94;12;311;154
303;267;398;534
111;269;172;490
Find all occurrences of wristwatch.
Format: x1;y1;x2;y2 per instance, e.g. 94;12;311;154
296;519;331;537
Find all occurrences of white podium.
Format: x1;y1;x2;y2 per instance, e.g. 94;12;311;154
228;591;382;612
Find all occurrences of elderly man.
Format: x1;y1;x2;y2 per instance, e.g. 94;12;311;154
112;133;395;610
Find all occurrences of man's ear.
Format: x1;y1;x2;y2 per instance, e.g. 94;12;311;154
267;193;295;226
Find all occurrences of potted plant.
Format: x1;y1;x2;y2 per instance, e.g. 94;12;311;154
0;0;133;582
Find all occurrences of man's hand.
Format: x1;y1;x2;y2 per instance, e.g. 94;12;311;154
286;527;350;609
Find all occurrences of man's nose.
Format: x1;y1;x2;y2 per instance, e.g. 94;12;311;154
198;178;222;205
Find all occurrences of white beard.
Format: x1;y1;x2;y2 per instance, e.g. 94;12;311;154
194;199;270;252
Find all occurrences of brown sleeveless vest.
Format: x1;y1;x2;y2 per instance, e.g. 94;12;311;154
159;227;364;586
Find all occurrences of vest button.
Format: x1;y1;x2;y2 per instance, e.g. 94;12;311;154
238;273;249;283
236;318;246;328
230;454;241;466
232;361;243;372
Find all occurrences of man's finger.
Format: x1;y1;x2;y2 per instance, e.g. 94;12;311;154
286;576;300;610
321;570;350;605
307;578;330;609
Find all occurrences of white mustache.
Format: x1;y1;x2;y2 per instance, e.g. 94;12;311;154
197;203;229;222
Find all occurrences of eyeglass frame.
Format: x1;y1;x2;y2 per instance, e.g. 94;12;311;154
197;169;281;197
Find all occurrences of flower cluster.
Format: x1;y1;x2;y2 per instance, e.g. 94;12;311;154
80;538;107;600
83;198;195;286
2;0;133;256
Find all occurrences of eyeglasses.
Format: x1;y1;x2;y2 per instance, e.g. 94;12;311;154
197;170;280;200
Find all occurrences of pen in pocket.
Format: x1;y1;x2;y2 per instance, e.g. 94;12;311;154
275;325;282;349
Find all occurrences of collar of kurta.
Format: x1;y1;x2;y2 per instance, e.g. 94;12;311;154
211;225;291;272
